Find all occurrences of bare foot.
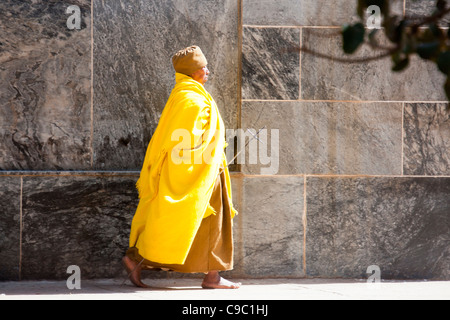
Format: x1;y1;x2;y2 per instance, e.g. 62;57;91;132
122;256;149;288
202;271;241;289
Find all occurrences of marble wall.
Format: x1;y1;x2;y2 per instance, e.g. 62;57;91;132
0;0;92;171
1;0;449;281
0;0;239;280
93;0;239;170
238;0;450;281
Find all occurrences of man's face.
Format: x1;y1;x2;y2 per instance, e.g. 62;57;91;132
191;66;210;85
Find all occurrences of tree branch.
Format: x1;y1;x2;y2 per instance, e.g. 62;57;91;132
284;44;398;64
409;6;450;29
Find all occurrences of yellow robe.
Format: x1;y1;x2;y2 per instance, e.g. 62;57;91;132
129;73;237;265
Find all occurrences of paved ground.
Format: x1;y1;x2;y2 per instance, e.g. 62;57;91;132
1;278;449;300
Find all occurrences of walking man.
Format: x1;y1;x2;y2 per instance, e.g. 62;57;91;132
123;46;241;289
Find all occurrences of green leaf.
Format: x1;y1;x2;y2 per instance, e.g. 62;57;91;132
416;42;440;60
394;20;406;43
437;51;450;75
392;56;410;72
429;23;444;39
385;16;402;42
419;27;439;42
402;33;416;55
342;23;366;54
437;0;446;12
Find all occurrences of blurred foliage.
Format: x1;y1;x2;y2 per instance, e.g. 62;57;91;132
342;0;450;101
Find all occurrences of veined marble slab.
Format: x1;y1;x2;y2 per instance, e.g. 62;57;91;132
0;177;21;281
243;0;404;26
404;103;450;176
93;0;239;170
306;176;450;280
20;175;138;280
301;28;447;101
233;176;305;277
241;101;403;176
406;0;450;26
0;0;92;171
242;27;300;100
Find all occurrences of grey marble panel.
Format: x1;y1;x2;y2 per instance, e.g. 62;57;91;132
406;0;450;25
243;0;404;26
404;103;450;176
241;101;403;175
301;28;447;101
93;0;239;170
242;27;300;100
306;177;450;280
0;177;21;281
234;176;304;277
0;0;92;170
21;176;139;280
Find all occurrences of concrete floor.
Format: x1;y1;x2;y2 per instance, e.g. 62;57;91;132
1;278;449;300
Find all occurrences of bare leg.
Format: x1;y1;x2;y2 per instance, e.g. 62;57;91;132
202;271;241;289
122;256;149;288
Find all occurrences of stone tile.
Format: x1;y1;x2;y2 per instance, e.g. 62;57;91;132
406;0;450;25
21;176;139;280
93;0;239;170
306;177;450;280
234;176;304;277
404;103;450;176
243;0;404;26
241;101;403;175
0;0;92;170
242;27;300;100
244;0;306;26
230;173;243;214
0;177;21;281
301;28;447;101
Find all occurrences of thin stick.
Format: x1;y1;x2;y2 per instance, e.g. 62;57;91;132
219;126;266;175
